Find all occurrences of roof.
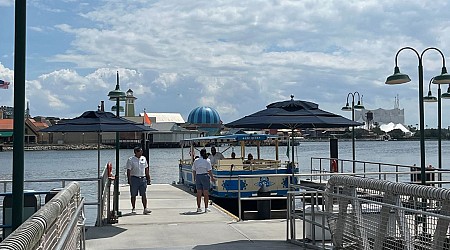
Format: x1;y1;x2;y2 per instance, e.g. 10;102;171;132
182;133;278;143
139;113;185;123
379;122;411;133
0;119;13;130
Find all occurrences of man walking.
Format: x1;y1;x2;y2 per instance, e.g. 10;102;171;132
126;146;151;214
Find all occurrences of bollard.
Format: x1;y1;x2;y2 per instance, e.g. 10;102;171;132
257;184;271;219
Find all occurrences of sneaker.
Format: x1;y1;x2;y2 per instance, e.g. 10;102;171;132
205;208;211;213
131;209;136;214
143;208;151;215
196;208;202;213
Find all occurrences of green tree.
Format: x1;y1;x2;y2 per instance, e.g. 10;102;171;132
388;129;405;139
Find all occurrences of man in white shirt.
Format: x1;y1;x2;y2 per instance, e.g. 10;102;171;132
126;146;151;215
208;146;224;167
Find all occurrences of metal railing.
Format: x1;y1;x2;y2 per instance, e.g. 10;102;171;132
310;157;450;188
0;182;85;250
286;166;450;249
0;163;112;227
237;173;292;221
325;175;450;249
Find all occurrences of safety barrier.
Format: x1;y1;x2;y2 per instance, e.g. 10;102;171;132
325;176;450;249
0;182;85;250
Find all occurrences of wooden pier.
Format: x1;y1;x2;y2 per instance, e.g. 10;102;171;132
85;184;304;249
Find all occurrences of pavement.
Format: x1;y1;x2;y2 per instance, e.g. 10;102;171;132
85;184;308;249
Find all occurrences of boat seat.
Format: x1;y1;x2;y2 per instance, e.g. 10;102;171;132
217;159;244;171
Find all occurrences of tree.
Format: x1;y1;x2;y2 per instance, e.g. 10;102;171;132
388;129;405;139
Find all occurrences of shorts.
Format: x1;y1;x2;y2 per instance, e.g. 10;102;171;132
130;176;147;197
195;174;210;191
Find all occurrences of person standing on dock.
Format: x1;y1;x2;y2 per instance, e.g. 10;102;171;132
193;149;215;213
126;146;152;215
208;146;224;167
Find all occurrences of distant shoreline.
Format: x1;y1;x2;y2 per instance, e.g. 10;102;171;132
0;144;115;151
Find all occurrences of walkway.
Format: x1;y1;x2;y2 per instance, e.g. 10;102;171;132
85;184;305;249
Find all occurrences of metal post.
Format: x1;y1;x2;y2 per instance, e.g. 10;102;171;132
351;99;355;173
418;63;426;185
113;97;121;217
438;84;442;175
12;0;27;230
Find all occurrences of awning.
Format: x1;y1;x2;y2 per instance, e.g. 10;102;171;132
0;131;13;137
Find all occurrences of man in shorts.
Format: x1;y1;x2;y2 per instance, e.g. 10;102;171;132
126;146;151;214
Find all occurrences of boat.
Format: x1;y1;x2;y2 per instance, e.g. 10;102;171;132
178;133;298;215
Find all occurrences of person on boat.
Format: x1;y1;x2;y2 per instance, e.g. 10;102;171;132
244;153;254;164
208;146;224;166
231;152;236;159
193;148;215;213
126;146;151;215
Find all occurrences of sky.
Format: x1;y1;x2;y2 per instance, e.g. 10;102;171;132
1;0;450;128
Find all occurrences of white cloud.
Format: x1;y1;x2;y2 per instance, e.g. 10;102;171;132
1;0;450;126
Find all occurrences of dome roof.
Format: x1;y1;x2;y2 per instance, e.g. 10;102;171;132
187;106;221;124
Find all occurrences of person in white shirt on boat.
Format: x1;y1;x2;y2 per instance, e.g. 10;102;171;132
193;149;215;213
126;146;151;215
208;146;224;167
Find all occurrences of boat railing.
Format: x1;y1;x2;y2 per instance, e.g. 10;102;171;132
0;181;85;250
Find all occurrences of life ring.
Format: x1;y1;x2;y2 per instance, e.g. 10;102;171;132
331;159;338;173
107;162;113;177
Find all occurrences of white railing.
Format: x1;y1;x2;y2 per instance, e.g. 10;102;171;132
325;175;450;249
0;182;85;250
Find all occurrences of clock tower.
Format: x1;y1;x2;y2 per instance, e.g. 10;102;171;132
125;89;137;117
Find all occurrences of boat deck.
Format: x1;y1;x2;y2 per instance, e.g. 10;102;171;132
85;184;304;249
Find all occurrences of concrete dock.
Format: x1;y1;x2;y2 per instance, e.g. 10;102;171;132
85;184;306;249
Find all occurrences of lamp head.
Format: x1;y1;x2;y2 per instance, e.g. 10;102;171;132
423;90;438;103
386;66;411;84
442;85;450;99
432;66;450;84
341;103;352;111
353;100;365;110
111;105;125;112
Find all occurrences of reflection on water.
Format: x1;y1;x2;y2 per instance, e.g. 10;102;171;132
0;140;447;225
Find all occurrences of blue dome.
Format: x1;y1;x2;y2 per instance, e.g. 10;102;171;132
188;106;221;124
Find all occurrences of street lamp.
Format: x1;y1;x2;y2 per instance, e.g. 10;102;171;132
108;71;126;220
341;92;364;173
385;47;450;185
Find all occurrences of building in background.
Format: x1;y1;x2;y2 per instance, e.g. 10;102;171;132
354;95;405;127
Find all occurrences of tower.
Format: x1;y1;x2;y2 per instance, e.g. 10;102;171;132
125;89;137;117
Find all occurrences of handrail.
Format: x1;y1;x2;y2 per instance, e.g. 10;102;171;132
0;182;84;249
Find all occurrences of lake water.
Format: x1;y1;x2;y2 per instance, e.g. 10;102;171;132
0;140;449;225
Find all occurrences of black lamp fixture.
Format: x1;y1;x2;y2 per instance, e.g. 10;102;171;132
108;71;126;222
423;78;438;103
341;92;364;173
385;47;450;185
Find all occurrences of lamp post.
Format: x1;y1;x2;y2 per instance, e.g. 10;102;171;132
423;78;440;174
341;92;364;173
108;71;126;220
386;47;450;185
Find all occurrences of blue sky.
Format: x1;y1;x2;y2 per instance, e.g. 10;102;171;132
1;0;450;127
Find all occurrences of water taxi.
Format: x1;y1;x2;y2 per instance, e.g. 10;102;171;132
178;134;298;201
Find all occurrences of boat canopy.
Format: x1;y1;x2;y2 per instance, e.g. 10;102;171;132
181;133;278;145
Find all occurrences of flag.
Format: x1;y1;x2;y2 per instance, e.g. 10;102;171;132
0;80;10;89
143;111;151;125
